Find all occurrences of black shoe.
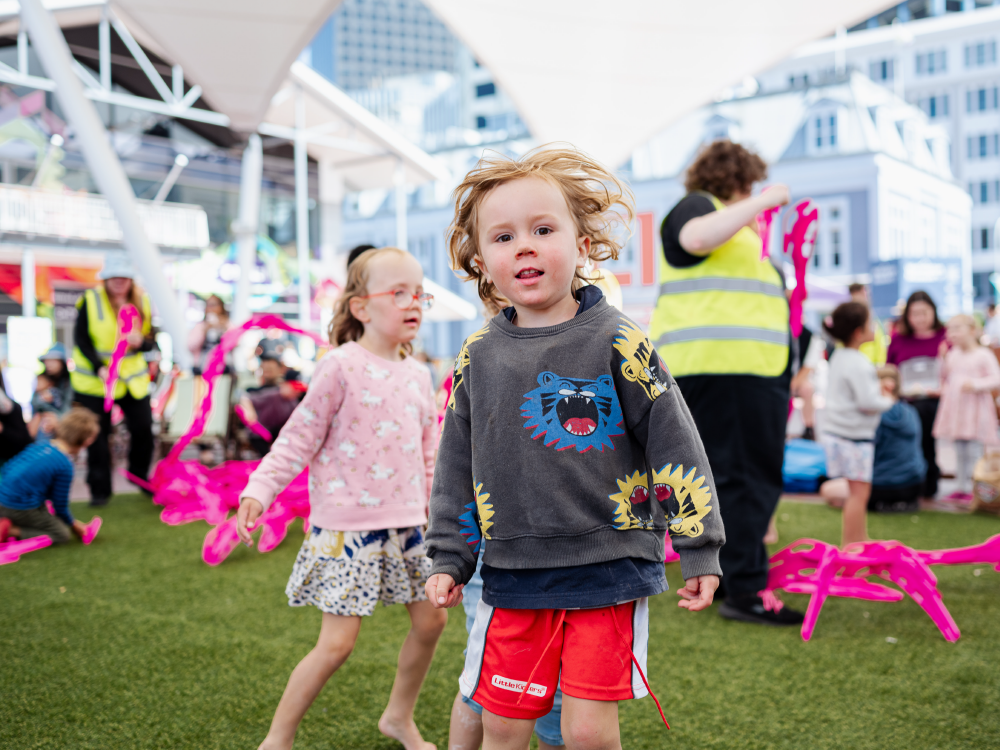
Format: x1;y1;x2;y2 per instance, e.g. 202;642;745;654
801;426;815;441
89;496;110;507
719;595;805;626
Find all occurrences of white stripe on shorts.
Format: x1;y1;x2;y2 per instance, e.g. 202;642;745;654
630;597;650;699
459;598;494;699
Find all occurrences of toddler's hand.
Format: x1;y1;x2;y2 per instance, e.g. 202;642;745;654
677;574;720;612
236;497;263;547
961;380;977;393
425;573;464;609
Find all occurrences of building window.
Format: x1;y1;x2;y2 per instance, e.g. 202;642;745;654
967;86;1000;112
829;115;837;146
920;94;949;118
815;117;823;148
831;229;841;267
476;115;487;129
965;40;998;68
475;82;496;97
870;58;894;81
916;49;947;75
982;227;991;250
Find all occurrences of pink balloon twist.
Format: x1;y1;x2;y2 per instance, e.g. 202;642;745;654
782;201;818;338
756;205;780;261
145;314;326;565
104;304;141;412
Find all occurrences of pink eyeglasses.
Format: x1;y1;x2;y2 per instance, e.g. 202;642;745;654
359;289;435;310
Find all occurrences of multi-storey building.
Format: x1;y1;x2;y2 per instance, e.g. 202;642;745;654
757;2;1000;303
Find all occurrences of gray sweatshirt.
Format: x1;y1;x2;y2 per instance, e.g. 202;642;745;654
425;299;725;589
824;347;893;440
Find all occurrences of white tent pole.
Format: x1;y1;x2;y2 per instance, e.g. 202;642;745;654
152;153;188;204
394;160;407;250
232;133;263;326
294;87;311;329
19;0;192;371
21;248;35;317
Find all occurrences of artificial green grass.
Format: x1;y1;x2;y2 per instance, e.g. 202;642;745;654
1;496;999;749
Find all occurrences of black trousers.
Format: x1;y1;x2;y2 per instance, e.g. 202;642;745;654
908;397;940;498
73;391;153;501
675;373;789;599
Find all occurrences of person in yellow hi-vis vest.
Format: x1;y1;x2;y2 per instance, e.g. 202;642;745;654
652;140;802;626
849;283;888;365
70;254;155;507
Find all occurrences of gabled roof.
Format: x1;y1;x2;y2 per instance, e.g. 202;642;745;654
632;73;953;182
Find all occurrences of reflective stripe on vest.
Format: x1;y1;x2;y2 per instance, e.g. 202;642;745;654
655;326;790;345
649;193;789;378
70;287;152;400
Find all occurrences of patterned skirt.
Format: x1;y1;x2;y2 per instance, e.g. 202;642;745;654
286;526;432;617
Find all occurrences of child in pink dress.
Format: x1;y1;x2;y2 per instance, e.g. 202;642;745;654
933;314;1000;502
237;247;445;750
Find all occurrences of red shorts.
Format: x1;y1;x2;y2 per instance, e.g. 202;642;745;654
459;598;649;720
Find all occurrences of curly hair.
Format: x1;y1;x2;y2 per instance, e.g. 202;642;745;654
683;140;768;200
328;246;414;356
56;407;100;448
446;145;636;308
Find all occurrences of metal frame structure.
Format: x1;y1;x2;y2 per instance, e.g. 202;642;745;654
3;2;444;351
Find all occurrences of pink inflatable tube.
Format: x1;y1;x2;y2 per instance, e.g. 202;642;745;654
104;304;141;412
146;315;325;565
767;535;1000;642
782;201;819;338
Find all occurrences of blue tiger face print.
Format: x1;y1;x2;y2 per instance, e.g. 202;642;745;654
521;372;624;452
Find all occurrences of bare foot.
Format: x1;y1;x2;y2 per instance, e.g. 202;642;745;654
378;713;435;750
257;731;293;750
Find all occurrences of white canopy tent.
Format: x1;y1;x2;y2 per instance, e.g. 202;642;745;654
421;0;898;167
109;0;899;168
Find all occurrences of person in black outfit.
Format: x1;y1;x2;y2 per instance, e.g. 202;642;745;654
657;141;803;626
0;368;32;470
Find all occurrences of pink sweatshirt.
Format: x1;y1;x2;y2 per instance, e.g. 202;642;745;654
241;341;439;531
933;346;1000;445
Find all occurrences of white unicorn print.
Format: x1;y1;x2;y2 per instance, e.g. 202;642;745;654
357;489;381;507
326;477;346;494
400;437;417;455
338;440;357;459
372;420;401;438
365;363;391;380
361;390;383;408
368;463;396;480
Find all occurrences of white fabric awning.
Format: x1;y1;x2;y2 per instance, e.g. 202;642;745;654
422;0;898;167
262;61;449;190
110;0;341;132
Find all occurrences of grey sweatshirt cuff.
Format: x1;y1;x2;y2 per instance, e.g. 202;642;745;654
429;553;470;586
677;544;723;580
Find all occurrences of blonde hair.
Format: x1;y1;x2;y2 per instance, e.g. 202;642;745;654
328;246;415;355
877;364;900;398
102;279;147;328
446;145;636;307
56;407;100;448
948;313;980;333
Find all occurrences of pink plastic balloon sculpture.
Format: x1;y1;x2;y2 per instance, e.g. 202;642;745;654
104;304;141;412
0;536;52;564
664;535;680;564
146;315;325;564
81;517;102;545
916;534;1000;570
234;403;273;442
767;537;971;642
782;201;819;337
755;205;780;261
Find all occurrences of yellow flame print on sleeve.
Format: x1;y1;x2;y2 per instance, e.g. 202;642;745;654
609;470;654;530
474;480;493;539
612;318;669;402
448;323;490;410
652;463;713;538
